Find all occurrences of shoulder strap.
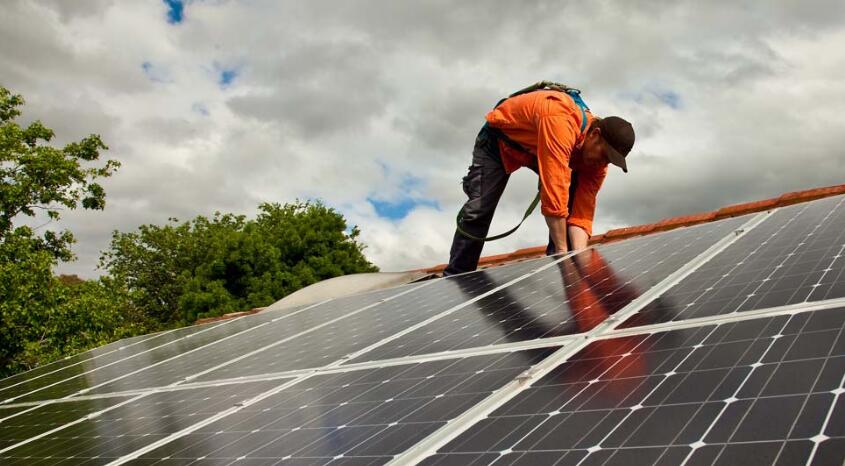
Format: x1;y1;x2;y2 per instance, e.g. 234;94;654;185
498;81;591;140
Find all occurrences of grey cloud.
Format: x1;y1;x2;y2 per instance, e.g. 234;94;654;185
137;117;201;145
393;86;496;154
285;0;546;61
226;40;394;138
39;0;117;22
0;2;151;95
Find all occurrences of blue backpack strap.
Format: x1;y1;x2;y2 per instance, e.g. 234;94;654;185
565;89;590;134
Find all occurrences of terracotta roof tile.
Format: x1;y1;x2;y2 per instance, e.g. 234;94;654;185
604;223;656;240
655;211;718;231
714;199;778;219
777;184;845;206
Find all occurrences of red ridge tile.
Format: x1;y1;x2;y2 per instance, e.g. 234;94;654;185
654;211;718;231
714;199;778;219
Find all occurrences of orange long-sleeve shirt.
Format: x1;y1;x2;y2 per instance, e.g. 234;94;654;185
485;90;608;235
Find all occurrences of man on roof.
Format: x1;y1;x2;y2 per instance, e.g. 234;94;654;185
444;82;635;276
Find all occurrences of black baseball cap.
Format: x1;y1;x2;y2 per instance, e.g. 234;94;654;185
597;116;635;173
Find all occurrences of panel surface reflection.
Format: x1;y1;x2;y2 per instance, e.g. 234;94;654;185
423;308;845;466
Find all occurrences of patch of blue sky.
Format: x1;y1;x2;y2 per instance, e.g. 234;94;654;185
219;68;238;88
163;0;185;24
398;173;425;192
368;161;438;220
141;61;171;83
368;197;440;221
209;61;240;89
654;89;681;109
619;83;683;110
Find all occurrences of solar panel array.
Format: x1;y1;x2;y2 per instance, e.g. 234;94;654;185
2;194;843;465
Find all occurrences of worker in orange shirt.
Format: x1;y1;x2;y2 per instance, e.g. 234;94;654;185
444;83;635;276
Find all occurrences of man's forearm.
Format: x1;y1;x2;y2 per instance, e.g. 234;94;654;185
568;225;589;250
545;216;568;254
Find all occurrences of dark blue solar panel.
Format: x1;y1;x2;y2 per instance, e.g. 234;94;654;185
421;307;845;466
0;396;131;451
9;287;407;402
4;193;842;465
0;321;233;403
178;257;561;384
0;380;282;464
127;349;553;464
620;194;845;329
350;215;749;363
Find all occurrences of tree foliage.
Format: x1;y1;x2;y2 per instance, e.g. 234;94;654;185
101;202;379;324
0;87;119;261
0;86;152;377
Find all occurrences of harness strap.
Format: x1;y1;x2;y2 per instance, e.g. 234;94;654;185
456;191;541;242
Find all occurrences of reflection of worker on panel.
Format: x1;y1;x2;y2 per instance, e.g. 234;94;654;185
454;248;678;398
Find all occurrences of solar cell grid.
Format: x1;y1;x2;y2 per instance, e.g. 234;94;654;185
619;194;845;329
126;349;555;465
0;380;283;465
10;286;428;402
0;319;238;403
6;307;302;403
420;307;845;466
79;285;416;395
350;215;749;363
187;256;562;383
0;396;130;451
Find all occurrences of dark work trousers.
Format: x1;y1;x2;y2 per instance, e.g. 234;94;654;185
444;127;575;276
444;126;510;276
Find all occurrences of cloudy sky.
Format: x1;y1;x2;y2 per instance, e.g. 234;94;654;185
3;0;845;278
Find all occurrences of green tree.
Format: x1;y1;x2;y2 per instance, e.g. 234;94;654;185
0;87;119;261
100;201;379;324
0;86;141;377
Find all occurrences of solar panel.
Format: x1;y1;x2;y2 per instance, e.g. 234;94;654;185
349;215;749;363
181;256;567;383
2;193;844;465
0;381;283;464
618;194;845;329
0;330;183;394
418;307;845;466
76;285;422;396
0;396;131;451
9;258;549;400
122;349;554;464
3;309;295;404
6;288;415;402
0;319;239;403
